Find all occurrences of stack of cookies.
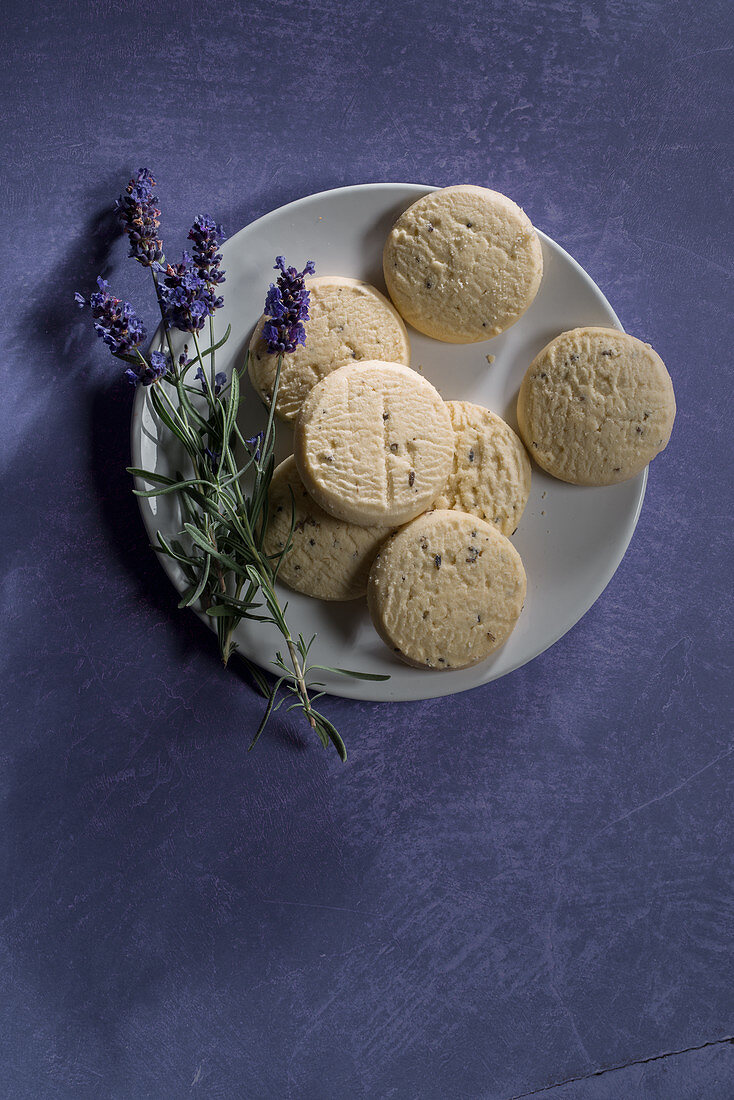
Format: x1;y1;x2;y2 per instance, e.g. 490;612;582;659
248;185;676;672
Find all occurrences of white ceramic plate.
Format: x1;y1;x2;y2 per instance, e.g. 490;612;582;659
131;183;645;702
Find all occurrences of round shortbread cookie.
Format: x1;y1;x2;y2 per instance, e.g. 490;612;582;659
432;401;531;535
517;327;676;486
382;185;543;343
248;275;411;423
264;456;392;601
367;510;527;670
294;361;454;527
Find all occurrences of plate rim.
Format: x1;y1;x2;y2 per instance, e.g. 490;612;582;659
131;181;647;702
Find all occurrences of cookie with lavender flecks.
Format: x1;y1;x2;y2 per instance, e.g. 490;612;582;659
264;456;392;601
517;327;676;485
367;510;526;670
294;361;453;527
383;185;543;343
432;401;531;535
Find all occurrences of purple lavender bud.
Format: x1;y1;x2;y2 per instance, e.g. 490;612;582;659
146;351;169;383
188;215;226;289
75;276;147;357
203;446;221;474
115;168;164;267
194;367;228;396
156;252;222;333
124;350;170;387
262;257;315;354
244;431;264;461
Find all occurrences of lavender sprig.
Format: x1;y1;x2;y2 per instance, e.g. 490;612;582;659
155;252;222;334
123;350;169;387
76;169;385;759
115;168;164;266
262;256;315;354
75;277;147;356
188;215;227;288
188;216;227;392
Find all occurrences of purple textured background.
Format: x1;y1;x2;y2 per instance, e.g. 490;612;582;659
1;1;732;1096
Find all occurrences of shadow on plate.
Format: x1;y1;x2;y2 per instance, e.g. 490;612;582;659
359;191;426;290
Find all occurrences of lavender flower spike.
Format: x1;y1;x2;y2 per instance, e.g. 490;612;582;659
262;256;315;354
115;168;164;267
124;350;169;388
188;215;227;289
155;252;222;333
75;276;147;357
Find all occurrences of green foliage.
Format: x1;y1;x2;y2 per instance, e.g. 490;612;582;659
129;320;387;760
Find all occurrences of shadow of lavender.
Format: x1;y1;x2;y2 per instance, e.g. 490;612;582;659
2;178;341;1094
21;173;311;740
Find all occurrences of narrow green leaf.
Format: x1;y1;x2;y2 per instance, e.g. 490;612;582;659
310;665;391;682
223;358;239;443
156;531;196;565
177;584;197;609
181;324;232;375
312;711;347;762
183;524;242;573
242;657;270;698
127;467;176;484
133;476;217;499
248;675;287;752
180;550;210;607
